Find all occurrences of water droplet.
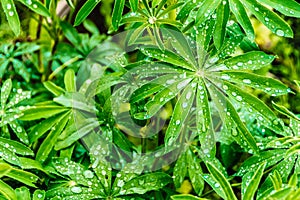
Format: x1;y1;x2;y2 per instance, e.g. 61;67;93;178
221;74;230;80
236;96;242;101
265;17;269;22
214;183;220;188
33;4;37;8
83;170;94;179
8;11;14;16
222;85;228;90
71;186;82;193
276;29;285;37
175;120;180;125
186;91;192;99
182;102;188;108
254;7;259;11
166;79;175;84
37;194;43;198
6;4;11;9
243;79;251;84
117;180;125;187
17;127;22;133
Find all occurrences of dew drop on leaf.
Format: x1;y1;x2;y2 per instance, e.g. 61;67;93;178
83;170;94;179
71;186;82;194
242;79;251;84
276;29;285;37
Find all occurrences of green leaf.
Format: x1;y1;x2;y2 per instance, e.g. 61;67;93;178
187;150;204;195
20;104;69;121
195;0;221;26
12;59;30;82
0;137;34;156
221;81;284;133
6;168;39;187
214;0;230;49
74;0;102;26
141;47;195;71
145;77;192;118
43;81;65;97
33;190;45;200
9;121;29;144
83;19;100;35
19;158;48;175
18;0;50;17
242;162;266;200
196;79;216;158
14;43;40;56
0;163;12;178
171;194;207;200
206;162;238;200
111;0;125;30
0;179;16;200
208;85;259;153
272;102;300;121
241;0;293;37
64;69;77;92
229;0;255;40
53;93;96;113
221;51;275;70
28;112;68;143
265;187;294;199
165;80;196;150
129;0;138;12
257;0;300;17
220;71;290;96
16;186;30;200
121;172;172;195
1;79;12;109
61;21;81;46
36;111;70;162
236;149;286;176
1;0;20;35
55;118;100;150
173;153;187;188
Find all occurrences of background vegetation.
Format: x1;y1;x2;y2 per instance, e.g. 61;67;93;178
0;0;300;199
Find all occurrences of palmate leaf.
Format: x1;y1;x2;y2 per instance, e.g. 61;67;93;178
133;27;289;156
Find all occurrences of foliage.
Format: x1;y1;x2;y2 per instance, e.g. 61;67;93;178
0;0;300;199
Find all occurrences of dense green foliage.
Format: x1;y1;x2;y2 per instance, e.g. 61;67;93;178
0;0;300;199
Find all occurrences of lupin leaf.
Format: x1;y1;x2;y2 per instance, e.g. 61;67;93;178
74;0;102;26
214;0;230;49
257;0;300;17
36;112;70;162
1;0;20;35
206;162;238;200
18;0;50;17
221;51;275;70
241;0;293;38
111;0;125;30
0;179;16;200
229;0;255;40
242;162;266;200
164;81;196;151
